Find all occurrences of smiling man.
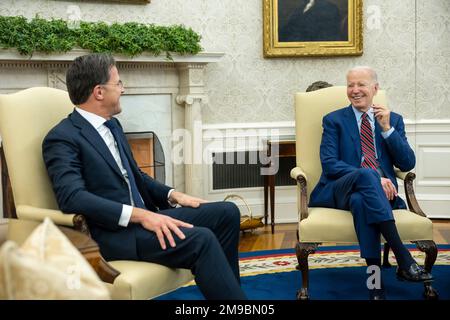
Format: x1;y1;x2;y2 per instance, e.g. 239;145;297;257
42;53;247;300
309;66;433;300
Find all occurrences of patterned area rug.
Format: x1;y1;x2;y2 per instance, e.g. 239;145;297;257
156;245;450;300
239;245;450;276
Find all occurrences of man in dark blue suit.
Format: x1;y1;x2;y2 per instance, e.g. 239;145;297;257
42;53;247;300
309;66;432;299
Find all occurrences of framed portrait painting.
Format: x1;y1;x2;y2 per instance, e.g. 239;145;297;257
87;0;150;3
263;0;363;57
110;0;150;3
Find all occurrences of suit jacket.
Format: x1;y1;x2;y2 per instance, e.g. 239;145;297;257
42;109;172;260
309;105;415;210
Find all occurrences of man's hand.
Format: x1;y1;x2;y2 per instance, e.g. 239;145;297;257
131;207;193;250
380;177;397;200
373;104;391;132
169;190;208;208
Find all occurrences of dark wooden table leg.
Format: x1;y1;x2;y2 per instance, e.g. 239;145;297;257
264;173;268;225
269;173;275;234
1;147;17;219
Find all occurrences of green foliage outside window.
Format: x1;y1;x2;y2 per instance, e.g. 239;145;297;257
0;16;202;58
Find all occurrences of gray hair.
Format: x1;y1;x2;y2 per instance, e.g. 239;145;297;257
347;66;378;84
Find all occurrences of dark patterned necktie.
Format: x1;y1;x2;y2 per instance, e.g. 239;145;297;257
104;119;146;209
360;113;379;170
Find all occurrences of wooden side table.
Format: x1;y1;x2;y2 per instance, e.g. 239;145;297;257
0;218;119;283
263;137;296;234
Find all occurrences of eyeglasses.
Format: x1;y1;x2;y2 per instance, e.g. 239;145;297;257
101;80;124;89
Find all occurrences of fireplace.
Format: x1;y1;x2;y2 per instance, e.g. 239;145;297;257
126;131;166;184
0;48;223;217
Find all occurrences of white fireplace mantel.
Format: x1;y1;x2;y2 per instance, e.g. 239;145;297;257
0;48;224;197
0;48;224;64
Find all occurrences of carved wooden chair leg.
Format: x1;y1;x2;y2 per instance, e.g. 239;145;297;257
414;240;439;300
382;243;392;268
295;242;319;300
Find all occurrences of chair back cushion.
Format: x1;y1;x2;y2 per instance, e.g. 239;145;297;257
0;87;74;212
294;86;387;196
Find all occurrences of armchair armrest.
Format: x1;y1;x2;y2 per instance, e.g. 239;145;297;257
16;205;92;236
16;205;75;226
394;169;410;181
393;170;426;217
290;167;309;221
290;166;308;182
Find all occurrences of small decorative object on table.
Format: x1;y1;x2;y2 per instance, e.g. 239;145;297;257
224;194;264;232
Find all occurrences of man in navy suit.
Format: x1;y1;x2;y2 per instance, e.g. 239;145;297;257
42;53;247;300
309;66;432;299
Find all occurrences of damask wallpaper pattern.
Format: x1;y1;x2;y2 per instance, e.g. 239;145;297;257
416;0;450;119
0;0;448;122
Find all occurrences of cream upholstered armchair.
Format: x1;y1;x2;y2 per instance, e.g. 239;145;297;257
0;87;193;299
290;86;438;300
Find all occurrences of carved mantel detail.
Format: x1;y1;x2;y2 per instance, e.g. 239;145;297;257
175;94;209;106
48;69;67;90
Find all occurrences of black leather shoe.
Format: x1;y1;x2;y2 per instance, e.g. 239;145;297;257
396;263;433;282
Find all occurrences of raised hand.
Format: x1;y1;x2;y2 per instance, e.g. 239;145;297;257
373;104;391;132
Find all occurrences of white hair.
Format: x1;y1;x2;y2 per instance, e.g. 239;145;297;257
347;66;378;84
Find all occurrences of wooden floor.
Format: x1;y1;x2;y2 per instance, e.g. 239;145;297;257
239;219;450;252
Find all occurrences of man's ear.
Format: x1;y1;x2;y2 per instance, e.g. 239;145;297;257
373;82;379;95
92;85;104;101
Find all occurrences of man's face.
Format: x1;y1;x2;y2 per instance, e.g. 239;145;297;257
346;69;378;111
101;66;124;117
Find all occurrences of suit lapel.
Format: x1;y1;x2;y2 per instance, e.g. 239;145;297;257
69;110;124;179
343;105;362;161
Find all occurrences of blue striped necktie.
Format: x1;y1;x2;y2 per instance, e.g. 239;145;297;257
360;113;379;170
104;119;146;209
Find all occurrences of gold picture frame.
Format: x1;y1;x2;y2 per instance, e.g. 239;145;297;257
263;0;363;57
107;0;150;3
85;0;150;3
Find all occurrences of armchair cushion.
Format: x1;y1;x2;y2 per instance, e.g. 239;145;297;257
299;208;433;243
108;261;193;300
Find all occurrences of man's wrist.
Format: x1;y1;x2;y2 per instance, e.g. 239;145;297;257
130;207;148;223
168;189;177;207
381;126;395;139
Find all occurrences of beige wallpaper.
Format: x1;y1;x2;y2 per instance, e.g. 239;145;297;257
0;0;448;122
416;0;450;119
